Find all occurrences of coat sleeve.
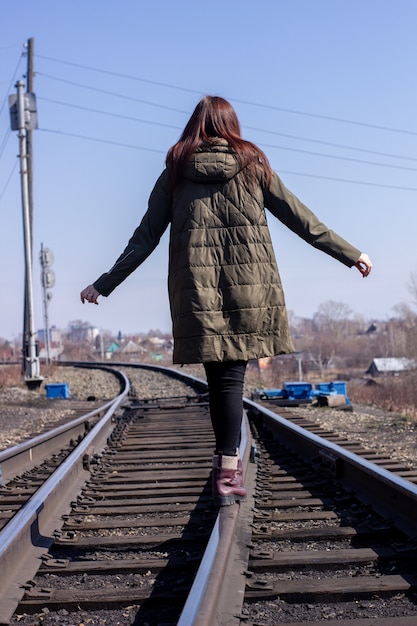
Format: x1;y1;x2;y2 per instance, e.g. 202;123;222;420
93;169;172;296
263;172;361;267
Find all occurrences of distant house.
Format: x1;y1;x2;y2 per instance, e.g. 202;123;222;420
117;340;147;361
366;357;417;376
37;326;62;345
105;342;120;359
121;340;147;354
39;346;64;362
66;323;99;343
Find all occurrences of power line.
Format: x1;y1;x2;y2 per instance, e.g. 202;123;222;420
232;97;417;137
0;44;22;51
0;49;25;118
0;128;12;160
0;160;17;203
245;125;417;163
39;128;417;191
39;128;167;154
5;54;415;193
277;169;417;192
37;72;188;115
40;95;417;164
37;54;417;137
258;141;417;173
39;97;181;131
38;97;417;173
37;53;203;94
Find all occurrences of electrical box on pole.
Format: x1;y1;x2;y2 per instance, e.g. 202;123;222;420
9;92;38;131
42;269;55;289
40;247;54;267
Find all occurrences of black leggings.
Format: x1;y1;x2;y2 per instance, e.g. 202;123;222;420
203;360;247;457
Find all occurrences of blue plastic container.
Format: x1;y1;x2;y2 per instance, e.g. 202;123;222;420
45;383;70;399
315;381;347;396
314;381;350;405
282;381;313;399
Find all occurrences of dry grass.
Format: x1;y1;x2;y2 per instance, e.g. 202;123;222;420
349;374;417;419
0;365;23;389
0;363;58;390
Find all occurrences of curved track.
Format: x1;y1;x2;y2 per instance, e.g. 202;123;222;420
1;363;417;625
0;365;130;623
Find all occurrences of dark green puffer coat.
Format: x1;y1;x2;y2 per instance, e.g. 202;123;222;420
93;140;361;364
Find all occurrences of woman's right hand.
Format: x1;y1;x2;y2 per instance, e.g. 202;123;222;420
80;285;100;304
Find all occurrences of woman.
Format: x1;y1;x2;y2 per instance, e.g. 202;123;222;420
81;96;372;506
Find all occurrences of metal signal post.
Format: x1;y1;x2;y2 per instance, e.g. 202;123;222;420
40;244;55;366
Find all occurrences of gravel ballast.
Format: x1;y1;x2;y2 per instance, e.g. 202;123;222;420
2;363;417;625
1;365;416;470
0;365;200;451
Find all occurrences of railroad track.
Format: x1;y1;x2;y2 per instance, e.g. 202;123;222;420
239;401;417;625
1;363;417;625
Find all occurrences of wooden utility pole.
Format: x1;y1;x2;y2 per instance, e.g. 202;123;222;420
26;37;35;230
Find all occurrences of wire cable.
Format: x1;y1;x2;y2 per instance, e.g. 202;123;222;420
257;141;417;172
39;128;417;191
0;49;25;119
39;95;417;164
276;168;417;192
0;159;17;203
36;54;417;136
39;128;167;154
38;97;417;172
39;97;181;131
0;128;12;161
36;72;188;115
244;125;417;163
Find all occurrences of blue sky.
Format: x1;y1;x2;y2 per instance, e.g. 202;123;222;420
1;1;416;341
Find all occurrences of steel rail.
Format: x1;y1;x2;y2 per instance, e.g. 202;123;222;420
100;362;254;626
104;362;251;626
4;363;417;626
0;364;127;486
109;360;209;390
101;362;255;626
245;397;417;537
182;392;417;625
0;399;117;487
178;415;251;626
45;363;417;624
0;371;130;625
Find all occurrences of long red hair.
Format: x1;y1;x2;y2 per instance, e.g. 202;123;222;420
166;96;272;188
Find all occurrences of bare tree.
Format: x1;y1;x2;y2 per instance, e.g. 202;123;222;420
391;302;417;358
314;300;353;337
407;270;417;309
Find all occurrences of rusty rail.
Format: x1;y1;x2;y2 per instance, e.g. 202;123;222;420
4;363;417;624
0;371;130;624
245;397;417;537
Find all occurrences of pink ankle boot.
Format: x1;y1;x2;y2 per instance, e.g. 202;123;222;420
212;453;246;506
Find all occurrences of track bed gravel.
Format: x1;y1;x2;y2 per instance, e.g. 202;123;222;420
2;364;417;625
1;365;416;470
0;366;199;450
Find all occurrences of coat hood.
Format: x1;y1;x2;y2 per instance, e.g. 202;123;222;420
182;139;244;184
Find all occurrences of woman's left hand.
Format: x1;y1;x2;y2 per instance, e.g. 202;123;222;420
355;253;372;277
